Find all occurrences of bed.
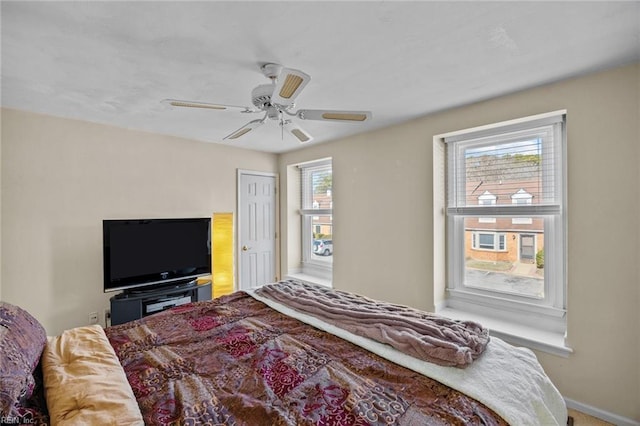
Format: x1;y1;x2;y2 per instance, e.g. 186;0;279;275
1;280;567;425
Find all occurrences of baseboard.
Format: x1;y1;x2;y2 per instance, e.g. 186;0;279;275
565;398;640;426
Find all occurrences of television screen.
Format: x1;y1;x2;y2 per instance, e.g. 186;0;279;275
103;218;211;293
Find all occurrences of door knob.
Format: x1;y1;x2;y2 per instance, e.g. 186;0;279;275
242;245;250;251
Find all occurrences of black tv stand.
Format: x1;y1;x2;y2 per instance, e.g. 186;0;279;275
110;280;211;326
117;279;198;299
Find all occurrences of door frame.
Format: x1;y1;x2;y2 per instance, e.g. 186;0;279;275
518;233;536;262
236;169;279;290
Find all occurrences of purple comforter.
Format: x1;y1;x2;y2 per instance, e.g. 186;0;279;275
105;291;506;425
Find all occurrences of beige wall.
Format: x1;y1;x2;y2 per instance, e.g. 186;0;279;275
1;64;638;420
637;62;640;424
0;112;3;300
279;63;640;420
0;108;277;335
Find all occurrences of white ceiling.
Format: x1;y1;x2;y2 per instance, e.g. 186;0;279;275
2;1;639;153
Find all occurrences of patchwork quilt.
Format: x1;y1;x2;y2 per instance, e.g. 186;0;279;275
106;292;507;425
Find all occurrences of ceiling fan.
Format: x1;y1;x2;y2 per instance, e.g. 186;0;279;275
162;63;372;144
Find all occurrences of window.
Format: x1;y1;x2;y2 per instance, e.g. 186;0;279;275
299;160;333;280
445;112;566;333
511;189;533;204
478;191;497;205
472;231;506;251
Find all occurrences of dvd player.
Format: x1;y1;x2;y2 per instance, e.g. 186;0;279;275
145;295;192;314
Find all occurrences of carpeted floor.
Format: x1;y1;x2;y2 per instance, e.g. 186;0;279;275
567;409;614;425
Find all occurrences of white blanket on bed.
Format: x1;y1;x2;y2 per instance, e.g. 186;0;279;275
248;289;567;426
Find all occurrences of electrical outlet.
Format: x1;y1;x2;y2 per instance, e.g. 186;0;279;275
89;312;99;324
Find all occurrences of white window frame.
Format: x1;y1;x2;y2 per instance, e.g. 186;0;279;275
445;112;567;334
299;159;333;280
472;231;506;251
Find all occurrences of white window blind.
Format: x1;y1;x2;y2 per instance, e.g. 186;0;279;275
300;160;332;216
446;114;564;217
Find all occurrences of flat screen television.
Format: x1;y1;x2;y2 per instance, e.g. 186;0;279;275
103;218;211;293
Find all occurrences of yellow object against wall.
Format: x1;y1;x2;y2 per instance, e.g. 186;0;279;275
212;212;234;297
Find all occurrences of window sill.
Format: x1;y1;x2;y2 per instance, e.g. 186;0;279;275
438;307;573;357
285;273;332;288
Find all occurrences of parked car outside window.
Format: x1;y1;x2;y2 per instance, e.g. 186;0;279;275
313;239;333;256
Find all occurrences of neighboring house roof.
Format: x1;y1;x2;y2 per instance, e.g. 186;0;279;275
465;179;543;232
466;179;541;206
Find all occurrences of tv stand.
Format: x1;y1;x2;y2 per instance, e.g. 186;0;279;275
110;281;211;326
116;279;197;299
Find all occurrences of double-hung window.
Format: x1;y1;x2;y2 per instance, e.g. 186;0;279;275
472;232;506;251
445;112;566;333
299;159;333;280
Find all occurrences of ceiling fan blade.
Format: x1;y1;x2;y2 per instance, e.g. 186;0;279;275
223;119;264;140
270;68;311;107
296;109;372;122
162;99;252;112
282;121;313;144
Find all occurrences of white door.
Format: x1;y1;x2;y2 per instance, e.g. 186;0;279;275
238;171;277;290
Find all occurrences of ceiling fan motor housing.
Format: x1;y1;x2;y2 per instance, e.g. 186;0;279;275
251;84;274;109
260;63;283;80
